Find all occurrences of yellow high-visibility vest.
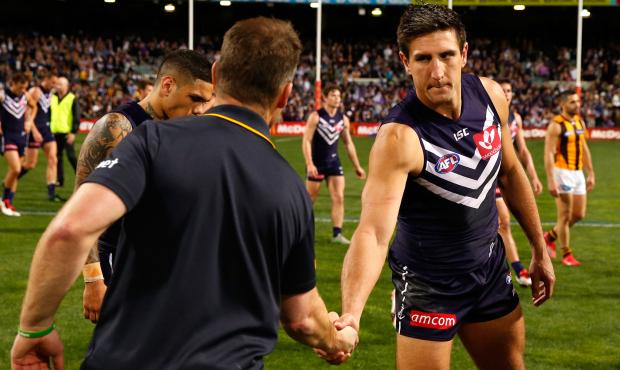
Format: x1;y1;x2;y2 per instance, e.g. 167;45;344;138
51;93;76;134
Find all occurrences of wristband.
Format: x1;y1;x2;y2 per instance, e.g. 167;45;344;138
17;323;56;339
84;275;104;283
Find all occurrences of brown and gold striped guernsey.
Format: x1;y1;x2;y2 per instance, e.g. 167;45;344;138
553;114;586;170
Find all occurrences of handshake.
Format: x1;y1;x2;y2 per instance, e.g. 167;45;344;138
314;312;360;365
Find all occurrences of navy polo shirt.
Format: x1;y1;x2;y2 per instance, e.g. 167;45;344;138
82;104;316;370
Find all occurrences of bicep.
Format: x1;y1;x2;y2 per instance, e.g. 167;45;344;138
76;113;132;186
357;126;413;244
303;114;318;142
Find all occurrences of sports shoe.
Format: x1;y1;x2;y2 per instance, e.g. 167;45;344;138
544;231;557;259
331;233;351;245
562;253;581;266
1;199;21;217
516;269;532;287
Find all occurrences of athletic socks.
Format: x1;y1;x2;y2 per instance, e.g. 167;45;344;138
17;168;29;179
562;245;573;257
511;261;525;275
333;227;342;238
47;183;56;200
2;185;10;201
547;228;558;242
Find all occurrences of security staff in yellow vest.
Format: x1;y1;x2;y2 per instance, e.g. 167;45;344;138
51;77;80;187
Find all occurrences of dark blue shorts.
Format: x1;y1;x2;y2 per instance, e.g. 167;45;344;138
1;132;27;157
307;158;344;182
28;124;55;149
390;235;519;341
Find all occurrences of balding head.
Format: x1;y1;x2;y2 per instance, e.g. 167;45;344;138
56;77;69;96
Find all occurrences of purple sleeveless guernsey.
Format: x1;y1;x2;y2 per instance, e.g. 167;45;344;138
34;86;52;129
312;108;345;165
1;87;27;135
385;74;503;275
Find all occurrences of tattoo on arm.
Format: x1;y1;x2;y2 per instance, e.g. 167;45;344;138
76;113;132;264
75;113;133;188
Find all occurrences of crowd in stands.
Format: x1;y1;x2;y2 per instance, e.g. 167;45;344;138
1;34;619;127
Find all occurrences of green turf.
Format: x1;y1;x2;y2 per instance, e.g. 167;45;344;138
0;134;619;369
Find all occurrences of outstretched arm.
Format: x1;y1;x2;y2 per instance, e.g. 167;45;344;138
340;123;420;328
341;116;366;179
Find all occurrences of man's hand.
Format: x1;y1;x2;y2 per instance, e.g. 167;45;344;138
547;178;559;198
83;279;107;323
531;178;543;196
355;167;366;180
33;129;43;144
66;133;75;145
306;164;323;180
11;330;64;370
314;312;359;365
586;173;595;192
529;252;555;307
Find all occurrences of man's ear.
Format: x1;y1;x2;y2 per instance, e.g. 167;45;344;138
276;82;293;109
159;76;175;97
399;51;411;75
211;62;217;92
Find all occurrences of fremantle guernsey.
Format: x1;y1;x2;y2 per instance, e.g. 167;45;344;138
1;87;27;136
34;86;52;129
312;108;345;165
385;74;503;275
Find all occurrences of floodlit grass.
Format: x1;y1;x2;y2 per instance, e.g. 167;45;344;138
0;134;618;369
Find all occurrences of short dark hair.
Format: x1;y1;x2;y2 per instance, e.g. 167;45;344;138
156;49;212;85
9;72;29;84
323;84;341;96
559;89;577;103
137;79;153;90
217;17;302;109
397;4;467;57
36;68;52;80
497;78;512;86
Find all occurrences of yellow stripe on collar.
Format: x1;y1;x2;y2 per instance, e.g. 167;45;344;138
205;113;275;149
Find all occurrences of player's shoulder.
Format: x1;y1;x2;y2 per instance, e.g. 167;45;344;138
89;112;133;137
552;115;564;124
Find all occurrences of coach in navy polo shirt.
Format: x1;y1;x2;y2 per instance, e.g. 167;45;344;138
11;18;358;370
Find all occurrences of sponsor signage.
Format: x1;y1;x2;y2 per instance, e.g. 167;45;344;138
79;120;620;141
523;127;620;140
409;310;457;330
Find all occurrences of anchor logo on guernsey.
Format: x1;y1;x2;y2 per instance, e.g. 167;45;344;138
474;124;502;160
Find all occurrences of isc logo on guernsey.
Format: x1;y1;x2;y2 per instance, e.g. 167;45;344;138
434;153;460;174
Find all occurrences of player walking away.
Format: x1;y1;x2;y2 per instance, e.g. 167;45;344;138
497;79;543;286
302;85;366;245
332;5;555;369
79;49;215;324
543;90;595;266
0;72;36;217
19;69;60;201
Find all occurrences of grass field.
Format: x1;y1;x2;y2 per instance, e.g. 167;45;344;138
1;134;619;369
